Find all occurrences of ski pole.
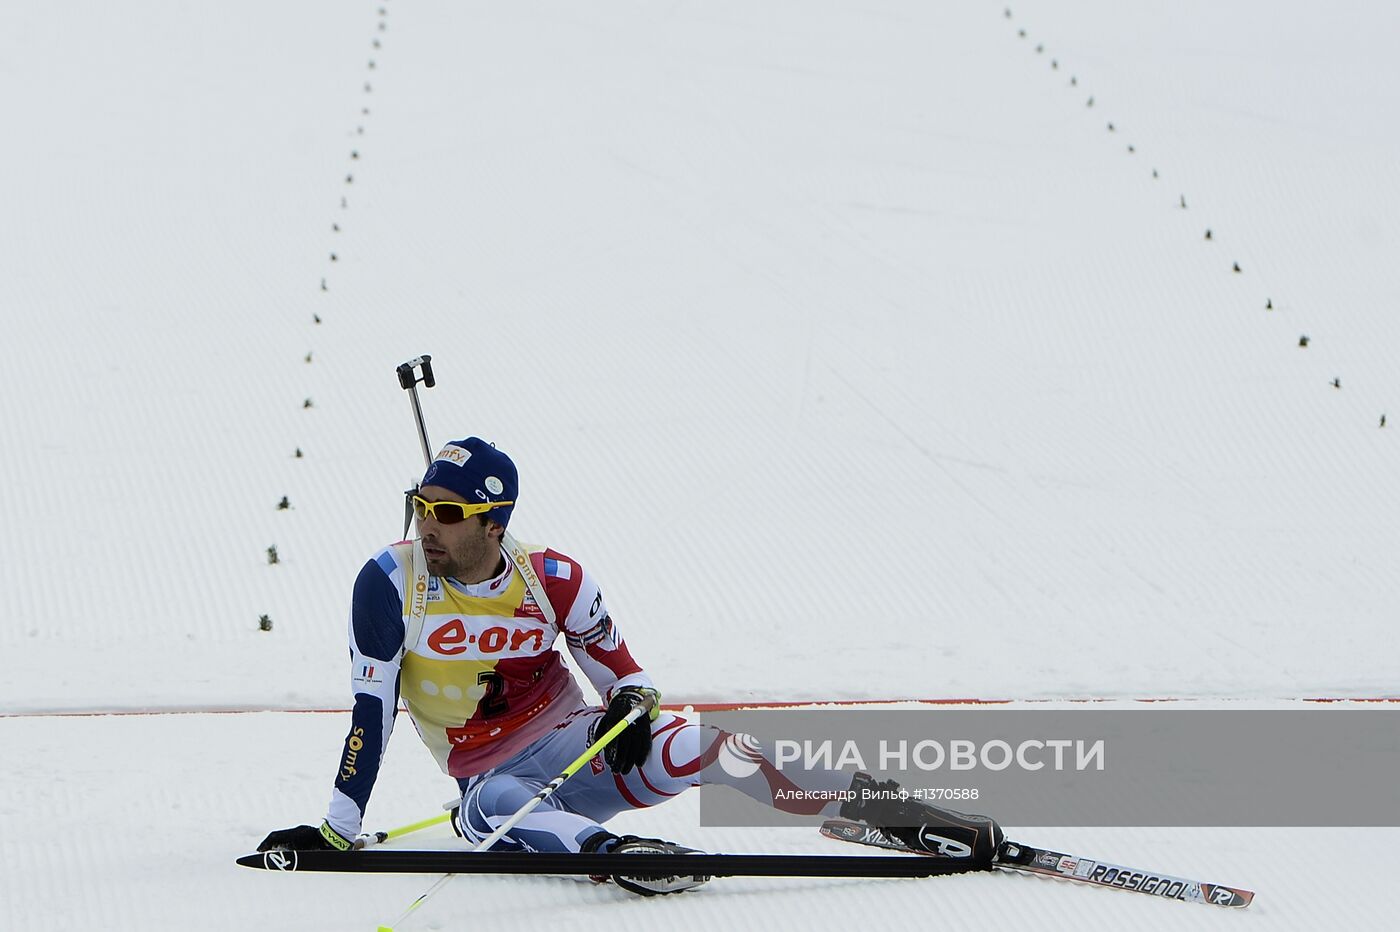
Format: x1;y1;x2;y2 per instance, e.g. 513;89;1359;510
354;811;454;850
376;694;657;932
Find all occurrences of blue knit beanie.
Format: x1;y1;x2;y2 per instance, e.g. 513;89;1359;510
419;437;518;528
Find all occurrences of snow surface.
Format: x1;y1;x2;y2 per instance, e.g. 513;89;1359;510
2;0;1397;928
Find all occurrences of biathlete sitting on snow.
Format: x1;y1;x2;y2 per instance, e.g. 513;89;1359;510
259;437;1004;894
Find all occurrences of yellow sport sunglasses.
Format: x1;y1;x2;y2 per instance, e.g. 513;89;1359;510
410;495;514;525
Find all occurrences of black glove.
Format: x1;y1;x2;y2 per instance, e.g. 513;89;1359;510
592;687;660;775
257;821;354;852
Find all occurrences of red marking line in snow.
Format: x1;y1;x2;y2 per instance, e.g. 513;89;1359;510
1;697;1398;718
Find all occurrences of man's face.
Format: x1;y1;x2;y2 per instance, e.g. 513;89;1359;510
415;484;501;580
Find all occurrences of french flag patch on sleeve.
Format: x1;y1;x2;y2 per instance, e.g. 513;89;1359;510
543;557;573;580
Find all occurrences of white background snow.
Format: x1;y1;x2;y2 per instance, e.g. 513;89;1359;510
2;0;1397;928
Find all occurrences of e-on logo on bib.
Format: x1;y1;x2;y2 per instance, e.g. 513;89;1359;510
426;619;546;656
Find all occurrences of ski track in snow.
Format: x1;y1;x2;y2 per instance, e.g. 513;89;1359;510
2;0;1398;928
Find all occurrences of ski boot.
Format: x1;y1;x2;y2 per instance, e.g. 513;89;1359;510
581;831;712;895
837;772;1003;867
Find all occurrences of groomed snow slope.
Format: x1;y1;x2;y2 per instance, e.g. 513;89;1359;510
2;0;1397;929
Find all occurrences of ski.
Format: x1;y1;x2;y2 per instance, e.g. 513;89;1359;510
996;839;1254;909
238;848;982;878
820;818;925;854
819;819;1254;909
